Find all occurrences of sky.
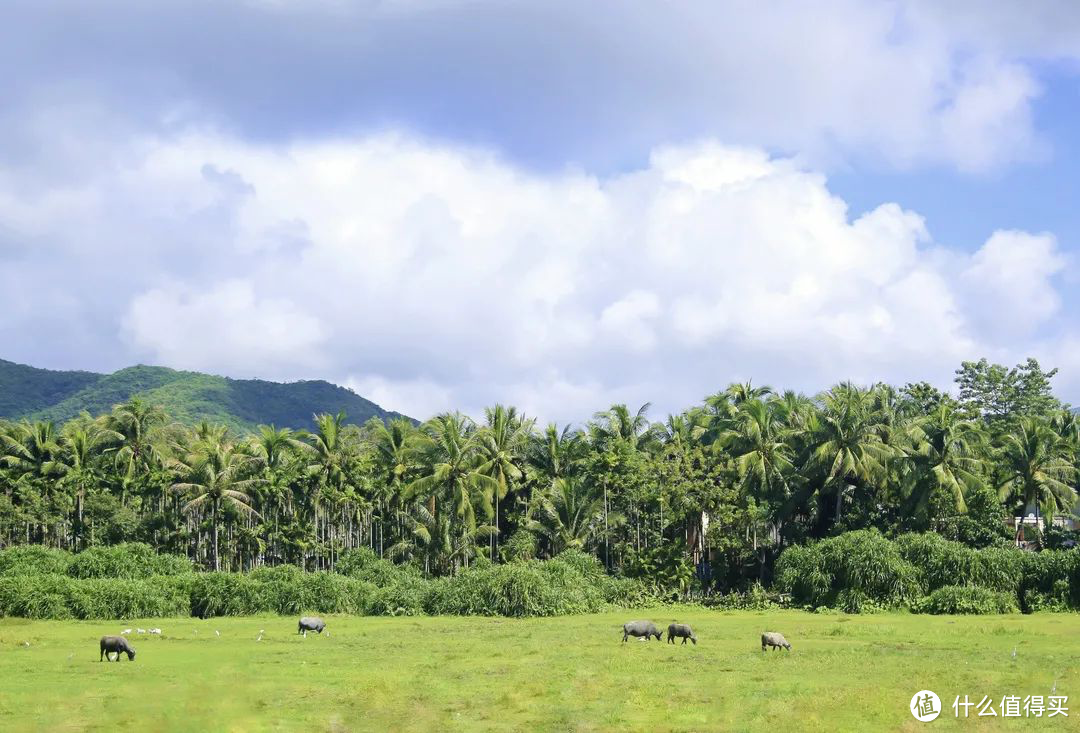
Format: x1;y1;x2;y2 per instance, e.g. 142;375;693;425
3;0;1080;423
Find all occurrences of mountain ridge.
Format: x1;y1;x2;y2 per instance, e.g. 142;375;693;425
0;359;412;432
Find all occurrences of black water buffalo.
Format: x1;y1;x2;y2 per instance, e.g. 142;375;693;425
100;636;136;662
667;623;697;645
298;616;325;637
622;620;662;642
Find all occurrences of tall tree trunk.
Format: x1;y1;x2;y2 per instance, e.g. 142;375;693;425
213;499;221;572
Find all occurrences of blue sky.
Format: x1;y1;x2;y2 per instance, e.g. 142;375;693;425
2;0;1080;421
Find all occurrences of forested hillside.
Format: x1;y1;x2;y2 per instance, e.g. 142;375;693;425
0;359;409;432
2;356;1079;616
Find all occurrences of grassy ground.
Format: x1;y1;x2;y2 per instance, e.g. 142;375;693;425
0;609;1077;732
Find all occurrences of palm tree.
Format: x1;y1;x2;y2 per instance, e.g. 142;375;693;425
996;417;1078;533
369;417;418;556
477;405;533;558
717;397;794;570
405;413;499;571
806;383;897;527
1;420;62;543
171;439;263;570
104;398;167;503
45;415;121;549
389;502;495;576
904;403;985;521
527;476;606;556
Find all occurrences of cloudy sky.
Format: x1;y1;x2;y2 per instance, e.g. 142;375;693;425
3;0;1080;422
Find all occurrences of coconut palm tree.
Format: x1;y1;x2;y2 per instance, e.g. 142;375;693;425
996;417;1078;532
171;439;263;571
806;383;897;527
527;476;607;556
405;413;499;570
477;405;533;558
903;403;985;521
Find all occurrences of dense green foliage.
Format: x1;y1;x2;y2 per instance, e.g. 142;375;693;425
0;545;649;619
775;529;1080;612
1;355;1078;617
0;359;408;433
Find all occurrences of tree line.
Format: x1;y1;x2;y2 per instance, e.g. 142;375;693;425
1;357;1077;594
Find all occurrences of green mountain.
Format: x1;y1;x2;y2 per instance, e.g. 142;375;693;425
0;359;411;432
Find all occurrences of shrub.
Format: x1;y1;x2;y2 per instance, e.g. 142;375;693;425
68;543;193;579
1020;551;1080;611
0;574;75;619
0;546;73;576
189;573;268;618
775;530;921;610
913;586;1019;615
67;577;191;619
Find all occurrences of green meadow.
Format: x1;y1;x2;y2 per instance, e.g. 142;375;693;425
1;609;1077;732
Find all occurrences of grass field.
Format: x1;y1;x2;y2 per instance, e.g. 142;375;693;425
0;609;1077;732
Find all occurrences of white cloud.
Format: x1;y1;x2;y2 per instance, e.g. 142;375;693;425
122;280;328;378
2;131;1071;420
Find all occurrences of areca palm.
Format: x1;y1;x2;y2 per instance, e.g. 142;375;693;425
996;417;1078;529
369;417;419;556
405;413;499;570
44;415;121;549
716;398;794;573
171;439;263;570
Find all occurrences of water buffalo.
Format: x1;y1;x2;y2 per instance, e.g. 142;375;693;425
100;636;136;662
667;623;697;645
622;620;662;642
761;631;791;651
298;616;326;637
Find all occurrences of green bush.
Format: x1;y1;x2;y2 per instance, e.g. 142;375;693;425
0;574;75;619
67;577;191;619
913;585;1019;615
68;543;193;579
1020;551;1080;611
775;530;921;610
0;546;73;576
189;573;268;618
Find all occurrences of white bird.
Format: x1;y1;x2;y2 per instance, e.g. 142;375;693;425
149;628;162;635
325;630;330;638
22;641;30;647
1052;680;1057;694
1012;646;1017;659
256;631;264;642
136;629;146;634
121;629;132;635
215;630;220;637
67;653;74;661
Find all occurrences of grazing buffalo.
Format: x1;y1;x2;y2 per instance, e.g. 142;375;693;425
298;616;326;637
667;623;697;645
100;636;136;662
622;620;662;642
761;631;791;652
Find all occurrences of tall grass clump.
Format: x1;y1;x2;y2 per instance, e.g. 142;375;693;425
0;546;73;576
912;586;1019;614
775;530;921;612
0;575;76;619
1021;551;1080;611
67;543;193;579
